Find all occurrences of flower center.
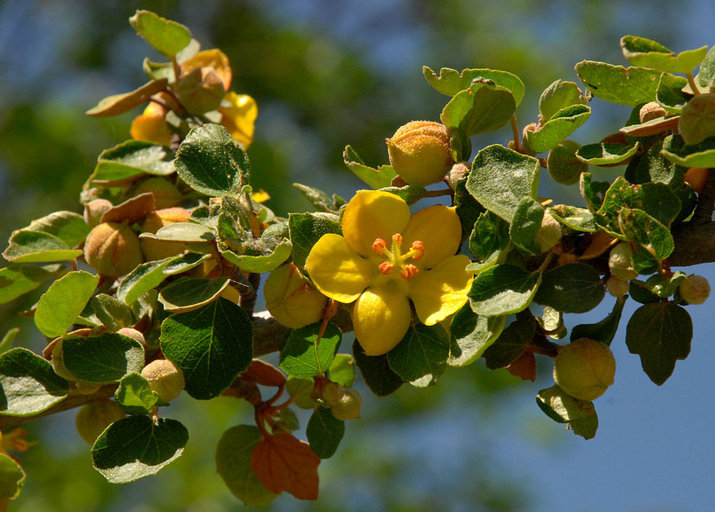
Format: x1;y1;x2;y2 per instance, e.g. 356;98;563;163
371;234;424;279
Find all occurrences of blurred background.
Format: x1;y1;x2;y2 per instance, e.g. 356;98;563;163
0;0;714;510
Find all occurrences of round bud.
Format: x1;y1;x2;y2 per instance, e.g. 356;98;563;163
140;207;191;261
141;359;185;403
321;381;345;407
553;338;616;401
75;401;126;444
546;140;588;185
131;177;182;209
387;121;454;187
83;199;113;227
117;327;146;347
678;274;710;304
264;263;327;329
639;102;667;123
84;222;143;277
608;243;638;282
330;389;362;421
534;211;562;252
606;275;630;297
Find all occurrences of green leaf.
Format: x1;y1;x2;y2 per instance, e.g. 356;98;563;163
441;80;516;136
116;253;208;304
468;264;541;316
575;61;665;106
89;141;174;185
114;373;161;415
548;205;596;232
387;324;450;387
683;45;715;94
285;378;315;409
219;241;292;273
352;340;402;397
539;80;588;123
288;212;342;271
645;271;687;298
579;173;610;212
509;197;545;255
536;385;598;440
422;66;525;106
175;124;250;197
0;328;19;355
160;299;253;399
216;425;278;505
620;36;708;74
482;317;535;369
448;303;506;367
660;134;715;168
279;323;342;379
618;208;674;261
34;271;99;338
0;264;65;304
146;222;215;243
85;79;168;117
92;415;188;483
626;302;692;385
656;73;691;113
2;230;82;263
57;332;145;384
129;10;191;56
91;294;134;331
158;277;230;313
576;142;639;165
27;211;90;248
629;279;662;304
469;211;510;262
630;141;686;186
342;145;396;189
525;104;591;154
0;453;26;499
293;184;345;213
571;296;626;346
328;354;356;388
534;263;604;314
466;144;540;223
0;348;69;416
306;407;345;459
679;93;715;145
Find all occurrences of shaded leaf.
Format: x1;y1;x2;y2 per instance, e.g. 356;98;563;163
570;296;626;346
279;323;342;379
468;264;541;316
0;453;25;499
0;348;69;416
129;10;192;56
251;433;320;500
387;324;450;387
534;263;604;314
448;304;506;367
86;79;168;117
56;332;145;384
353;340;402;397
306;407;345;459
482;317;535;369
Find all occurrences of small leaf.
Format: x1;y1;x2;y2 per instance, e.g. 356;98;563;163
342;145;396;189
441;80;516;136
422;66;525;106
220;241;292;273
91;294;134;331
352;340;402;397
660;134;715;168
575;61;665;106
328;354;356;388
525;104;591;153
293;184;345;213
89;141;174;185
27;211;90;248
482;317;535;369
539;80;588;123
116;253;208;304
129;10;192;56
387;324;450;387
466;144;540;222
576;142;639;165
509;197;545;255
620;36;708;74
536;385;598;440
160;299;253;399
469;211;510;262
683;45;715;94
0;328;19;354
306;407;345;459
448;304;506;367
175;124;250;197
279;323;342;379
115;373;161;415
626;302;692;385
534;263;605;314
251;433;321;500
2;230;82;263
285;378;315;409
158;277;230;313
468;264;541;316
619;208;674;262
216;425;278;505
86;79;168;117
0;453;26;500
548;205;596;232
0;264;65;305
288;212;341;271
92;415;188;483
34;271;99;338
0;348;69;416
679;93;715;145
571;296;626;346
57;332;145;384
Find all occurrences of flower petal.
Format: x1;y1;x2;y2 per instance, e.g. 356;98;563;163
219;92;257;148
341;190;410;258
409;254;473;325
353;284;412;356
304;234;375;303
402;205;462;270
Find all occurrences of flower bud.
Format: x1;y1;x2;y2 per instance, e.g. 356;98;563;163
321;381;345;407
117;327;146;347
329;389;362;421
84;222;143;277
140;207;191;261
553;338;616;401
130;101;173;147
83;199;114;227
606;275;630;297
264;263;328;329
177;67;225;115
75;401;126;444
141;359;185;403
534;211;562;252
678;274;710;304
387;121;454;187
639;102;667;123
608;243;638;282
131;177;182;209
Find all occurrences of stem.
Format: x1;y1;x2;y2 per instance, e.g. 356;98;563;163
685;72;701;95
422;188;452;198
510;114;522;152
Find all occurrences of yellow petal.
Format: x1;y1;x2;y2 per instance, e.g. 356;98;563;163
304;234;375;303
353;284;412;356
409;254;472;325
130;108;172;147
181;49;232;90
341;190;410;258
402;205;462;270
219;92;258;148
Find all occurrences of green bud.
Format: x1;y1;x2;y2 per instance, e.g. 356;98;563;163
330;389;362;421
608;243;638;282
678;274;710;304
75;401;126;444
387;121;454;187
553;338;616;401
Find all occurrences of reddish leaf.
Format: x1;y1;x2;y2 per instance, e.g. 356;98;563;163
506;350;536;381
242;359;286;387
251;433;320;500
100;193;156;223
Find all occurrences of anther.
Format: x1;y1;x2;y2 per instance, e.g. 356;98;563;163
392;233;403;246
409;241;424;260
372;238;387;255
378;262;394;275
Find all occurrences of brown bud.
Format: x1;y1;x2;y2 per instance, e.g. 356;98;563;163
140;207;191;261
639;102;667;123
75;401;126;444
116;327;146;347
83;199;113;227
131;177;182;209
84;222;143;277
387;121;454;187
141;359;185;403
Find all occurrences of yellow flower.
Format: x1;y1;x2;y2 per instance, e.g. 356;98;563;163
219;91;258;148
130;101;173;147
305;190;473;356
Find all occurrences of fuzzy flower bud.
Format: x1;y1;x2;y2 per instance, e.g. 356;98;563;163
678;274;710;304
75;401;126;444
608;243;638;282
553;338;616;401
84;222;143;277
387;121;454;187
264;263;328;329
141;359;185;403
329;389;362;421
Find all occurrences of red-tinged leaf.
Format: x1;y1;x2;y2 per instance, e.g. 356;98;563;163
251;433;320;500
506;350;536;381
100;193;156;223
241;359;286;387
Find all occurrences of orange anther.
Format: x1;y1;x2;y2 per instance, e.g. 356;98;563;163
372;238;387;255
378;262;394;274
410;241;424;260
392;233;403;246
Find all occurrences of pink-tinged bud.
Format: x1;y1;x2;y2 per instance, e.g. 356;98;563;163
387;121;454;187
